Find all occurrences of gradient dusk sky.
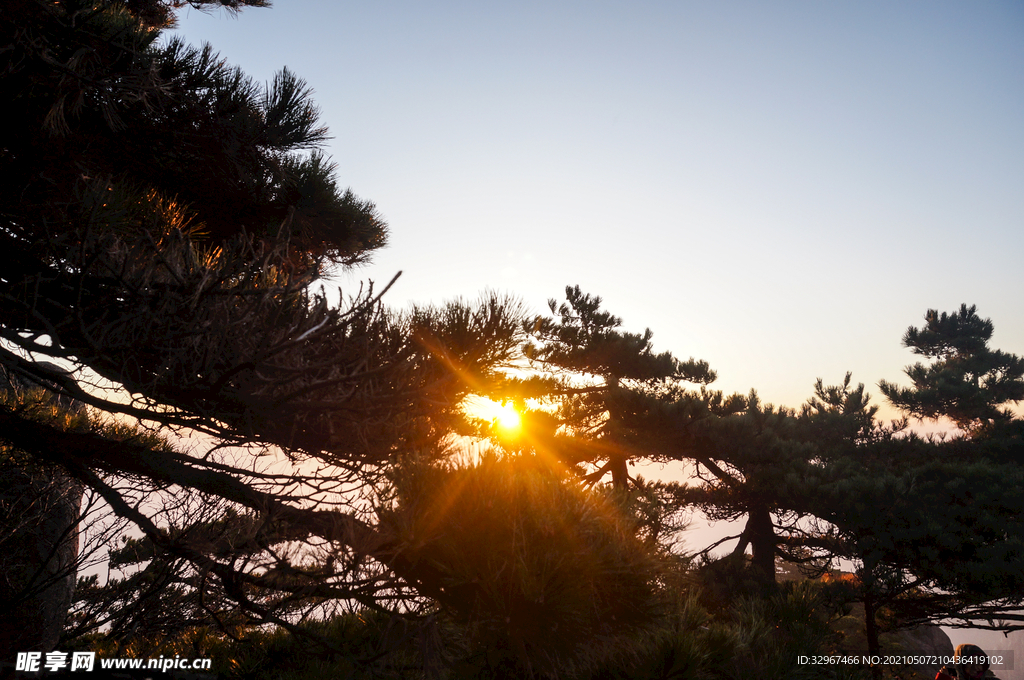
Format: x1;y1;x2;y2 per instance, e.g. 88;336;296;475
171;1;1024;421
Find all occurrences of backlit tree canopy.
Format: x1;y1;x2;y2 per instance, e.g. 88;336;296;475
3;2;1024;676
0;0;510;643
880;304;1024;435
0;1;671;670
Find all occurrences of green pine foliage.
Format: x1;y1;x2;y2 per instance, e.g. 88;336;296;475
380;453;668;678
76;610;435;680
521;286;719;489
67;585;856;680
4;1;1022;675
880;304;1024;434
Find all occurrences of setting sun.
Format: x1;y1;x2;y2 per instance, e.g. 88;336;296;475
464;396;523;435
495;402;521;432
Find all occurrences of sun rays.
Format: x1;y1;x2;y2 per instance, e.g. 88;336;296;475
465;396;523;436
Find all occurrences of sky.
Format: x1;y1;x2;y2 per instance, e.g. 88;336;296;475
171;1;1024;423
162;7;1024;653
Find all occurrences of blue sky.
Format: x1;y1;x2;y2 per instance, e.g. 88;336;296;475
172;1;1024;421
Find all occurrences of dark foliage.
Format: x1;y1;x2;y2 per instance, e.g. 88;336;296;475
880;304;1024;434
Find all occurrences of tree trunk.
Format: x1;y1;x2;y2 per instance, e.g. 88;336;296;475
864;592;882;680
606;377;630;492
745;505;776;586
0;367;83;656
0;465;82;656
609;454;629;491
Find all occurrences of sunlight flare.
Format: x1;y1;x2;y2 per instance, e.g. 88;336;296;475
495;401;521;432
464;396;523;436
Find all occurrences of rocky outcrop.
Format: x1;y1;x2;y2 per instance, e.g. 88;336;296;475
833;603;955;678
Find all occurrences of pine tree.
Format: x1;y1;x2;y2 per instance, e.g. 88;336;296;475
0;0;534;659
880;304;1024;435
796;308;1024;659
523;285;716;490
